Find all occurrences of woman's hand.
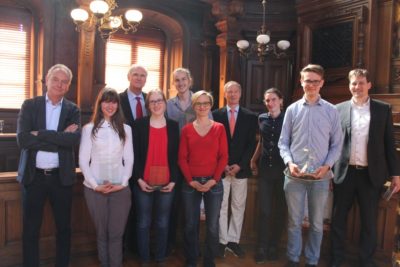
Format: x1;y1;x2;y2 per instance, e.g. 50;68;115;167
199;179;217;192
161;182;175;192
95;184;112;194
138;178;154;192
105;184;125;193
250;160;258;176
189;180;204;191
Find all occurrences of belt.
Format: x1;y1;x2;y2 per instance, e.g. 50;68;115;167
36;168;59;176
349;165;368;170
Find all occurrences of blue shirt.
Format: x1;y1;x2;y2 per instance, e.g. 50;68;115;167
278;96;343;175
166;92;196;131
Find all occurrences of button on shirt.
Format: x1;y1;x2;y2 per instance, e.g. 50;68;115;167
278;97;343;178
36;95;62;169
128;90;147;119
349;98;370;166
259;112;284;169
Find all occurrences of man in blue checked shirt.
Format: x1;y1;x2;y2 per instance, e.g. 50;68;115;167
278;64;343;267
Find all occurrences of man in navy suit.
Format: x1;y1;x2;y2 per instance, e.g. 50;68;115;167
119;64;148;253
17;64;81;267
330;69;400;267
212;81;257;258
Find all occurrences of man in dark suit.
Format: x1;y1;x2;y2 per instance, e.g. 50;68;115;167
331;68;400;267
16;64;81;267
212;81;257;258
119;64;148;253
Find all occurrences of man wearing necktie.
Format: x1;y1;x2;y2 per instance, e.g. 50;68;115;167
212;81;257;258
119;64;148;255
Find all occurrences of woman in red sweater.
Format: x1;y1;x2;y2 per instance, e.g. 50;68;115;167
178;90;228;267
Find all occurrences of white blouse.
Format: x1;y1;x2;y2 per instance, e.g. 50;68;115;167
79;121;134;190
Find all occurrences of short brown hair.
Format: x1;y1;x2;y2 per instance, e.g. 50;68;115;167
145;88;166;110
300;64;325;79
348;69;370;82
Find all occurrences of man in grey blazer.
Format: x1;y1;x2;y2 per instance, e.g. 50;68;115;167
330;69;400;267
17;64;81;267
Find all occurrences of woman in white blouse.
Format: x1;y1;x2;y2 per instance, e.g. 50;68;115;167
79;87;133;267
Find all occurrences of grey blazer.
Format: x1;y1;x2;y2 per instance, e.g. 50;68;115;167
333;99;400;187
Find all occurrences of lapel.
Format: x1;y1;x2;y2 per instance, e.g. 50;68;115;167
343;101;352;137
38;96;46;130
57;100;68;131
368;99;377;139
220;107;231;140
121;90;135;124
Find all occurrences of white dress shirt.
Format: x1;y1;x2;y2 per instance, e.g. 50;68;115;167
349;98;370;166
79;121;134;190
36;94;62;169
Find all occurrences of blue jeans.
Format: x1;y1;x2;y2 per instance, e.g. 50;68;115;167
133;185;174;262
284;177;329;265
182;181;223;267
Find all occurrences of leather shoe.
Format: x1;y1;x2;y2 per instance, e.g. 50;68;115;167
285;260;299;267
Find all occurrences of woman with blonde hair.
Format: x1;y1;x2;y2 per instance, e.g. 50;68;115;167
179;90;228;267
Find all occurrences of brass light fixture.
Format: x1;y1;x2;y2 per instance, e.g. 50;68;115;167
237;0;290;61
70;0;143;41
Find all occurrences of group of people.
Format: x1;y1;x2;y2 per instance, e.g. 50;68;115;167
16;62;400;267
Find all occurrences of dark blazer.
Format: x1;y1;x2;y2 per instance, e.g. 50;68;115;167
333;99;400;187
119;89;147;127
132;117;180;183
16;96;81;186
212;106;257;178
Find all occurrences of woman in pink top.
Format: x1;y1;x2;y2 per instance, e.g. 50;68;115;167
178;90;228;267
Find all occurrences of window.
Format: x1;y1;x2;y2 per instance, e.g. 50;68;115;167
0;7;32;109
105;30;165;93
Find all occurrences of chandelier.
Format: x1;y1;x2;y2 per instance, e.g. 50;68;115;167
70;0;143;41
236;0;290;62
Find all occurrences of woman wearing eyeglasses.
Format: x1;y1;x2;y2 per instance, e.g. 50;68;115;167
132;89;179;266
178;90;228;267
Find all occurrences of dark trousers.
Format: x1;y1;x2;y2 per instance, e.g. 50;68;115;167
182;181;223;267
22;170;73;267
167;171;183;251
331;167;380;265
257;177;287;250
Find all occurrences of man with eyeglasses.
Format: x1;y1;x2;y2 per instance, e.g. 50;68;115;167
330;69;400;267
278;64;343;267
212;81;257;259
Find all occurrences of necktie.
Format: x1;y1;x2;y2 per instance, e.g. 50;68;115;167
136;96;143;119
229;109;236;137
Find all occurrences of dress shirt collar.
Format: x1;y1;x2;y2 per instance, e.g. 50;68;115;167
301;95;322;106
127;89;144;102
45;93;63;106
226;105;239;113
350;97;370;109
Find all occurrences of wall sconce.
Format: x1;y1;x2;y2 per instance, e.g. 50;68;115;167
237;0;290;62
70;0;143;41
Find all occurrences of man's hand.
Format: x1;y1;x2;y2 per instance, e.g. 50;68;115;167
226;164;241;176
30;131;38;136
288;162;301;177
312;165;330;180
64;124;79;133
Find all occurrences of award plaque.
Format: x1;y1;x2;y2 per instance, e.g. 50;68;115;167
148;166;169;190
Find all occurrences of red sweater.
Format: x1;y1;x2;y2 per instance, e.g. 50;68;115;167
178;122;228;183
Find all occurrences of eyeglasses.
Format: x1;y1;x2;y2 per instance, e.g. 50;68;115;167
303;80;322;86
149;99;164;105
194;102;211;107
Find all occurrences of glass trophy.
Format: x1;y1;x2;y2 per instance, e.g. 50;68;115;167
298;148;317;180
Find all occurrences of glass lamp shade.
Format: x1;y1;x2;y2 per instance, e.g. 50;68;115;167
89;0;109;15
125;10;143;22
256;34;270;44
71;8;89;22
277;40;290;50
236;40;250;50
